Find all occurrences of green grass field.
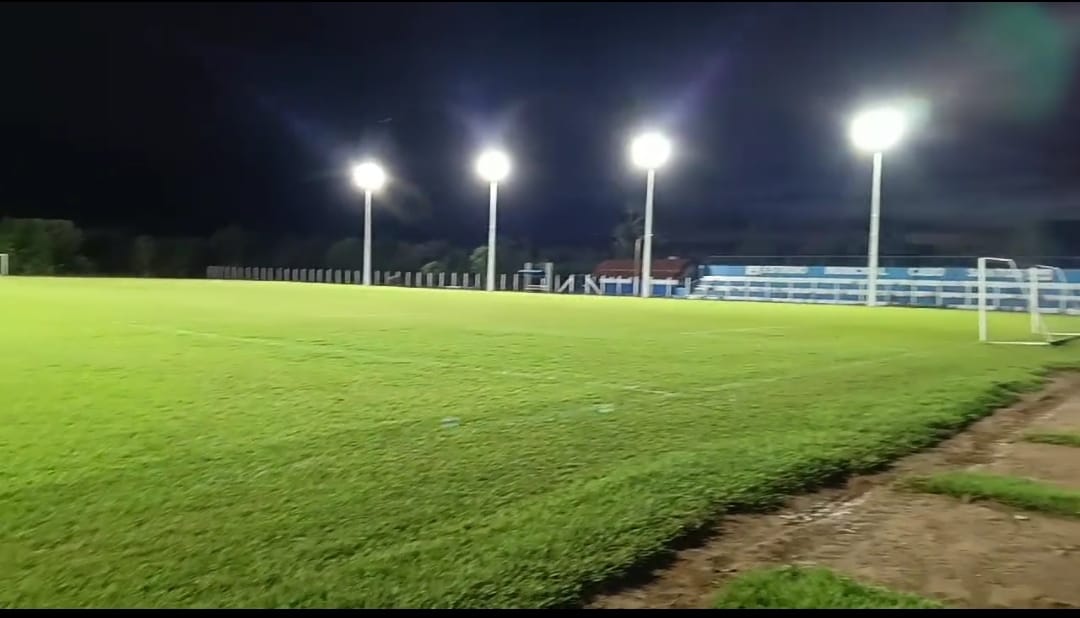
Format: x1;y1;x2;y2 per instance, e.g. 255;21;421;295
712;566;942;609
3;277;1079;608
1023;431;1080;448
906;472;1080;517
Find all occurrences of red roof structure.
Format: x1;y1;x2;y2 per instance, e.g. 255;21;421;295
593;257;694;279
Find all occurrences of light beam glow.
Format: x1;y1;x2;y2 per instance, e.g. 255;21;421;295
351;161;387;192
629;131;672;170
475;149;511;183
849;106;907;154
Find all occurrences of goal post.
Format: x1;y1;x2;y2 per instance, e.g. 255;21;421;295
1034;264;1080;343
977;257;1079;346
0;253;8;276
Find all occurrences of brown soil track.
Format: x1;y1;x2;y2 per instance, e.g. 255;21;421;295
589;372;1080;609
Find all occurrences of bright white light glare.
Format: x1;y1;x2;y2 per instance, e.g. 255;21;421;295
630;131;672;170
351;161;387;192
849;107;906;153
475;149;511;182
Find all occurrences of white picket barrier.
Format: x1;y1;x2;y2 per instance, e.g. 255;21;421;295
204;265;708;298
687;274;1080;312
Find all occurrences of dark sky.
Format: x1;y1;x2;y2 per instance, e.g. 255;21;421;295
2;2;1080;248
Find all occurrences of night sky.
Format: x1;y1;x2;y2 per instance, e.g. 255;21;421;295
2;2;1079;249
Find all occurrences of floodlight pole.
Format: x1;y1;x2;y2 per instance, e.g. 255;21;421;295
641;168;656;298
866;151;883;307
363;189;373;286
486;181;498;292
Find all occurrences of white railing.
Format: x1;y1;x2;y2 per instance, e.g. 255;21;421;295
689;274;1080;313
596;276;693;297
204;266;700;297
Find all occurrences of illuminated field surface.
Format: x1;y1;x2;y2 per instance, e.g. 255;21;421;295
3;278;1077;607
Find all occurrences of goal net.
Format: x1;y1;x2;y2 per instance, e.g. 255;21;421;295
1034;264;1080;343
977;257;1080;345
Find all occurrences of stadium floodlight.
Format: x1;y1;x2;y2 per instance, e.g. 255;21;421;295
351;160;388;286
849;105;907;307
849;107;905;154
629;131;672;298
630;131;672;171
475;149;511;184
475;149;511;292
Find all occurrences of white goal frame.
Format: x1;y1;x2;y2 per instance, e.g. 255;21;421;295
977;257;1079;345
1034;264;1080;342
0;253;8;276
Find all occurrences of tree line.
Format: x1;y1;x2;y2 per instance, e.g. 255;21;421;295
0;218;609;278
2;211;1075;278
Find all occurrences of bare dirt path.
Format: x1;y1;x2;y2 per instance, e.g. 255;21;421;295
589;373;1080;609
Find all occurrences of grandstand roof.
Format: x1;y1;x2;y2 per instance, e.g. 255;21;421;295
593;257;693;279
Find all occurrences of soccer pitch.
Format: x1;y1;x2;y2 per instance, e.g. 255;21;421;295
3;277;1078;608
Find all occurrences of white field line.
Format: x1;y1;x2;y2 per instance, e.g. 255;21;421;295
488;367;675;396
445;352;927;432
122;323;932;434
693;350;926;393
127;323;483;372
123;323;679;396
123;323;921;401
679;326;789;336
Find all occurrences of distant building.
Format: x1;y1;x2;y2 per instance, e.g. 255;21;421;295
592;257;695;280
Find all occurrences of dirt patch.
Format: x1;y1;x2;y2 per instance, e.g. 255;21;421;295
979;441;1080;490
588;372;1080;609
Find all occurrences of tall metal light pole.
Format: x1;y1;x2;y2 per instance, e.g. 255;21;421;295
868;151;883;306
475;149;511;292
849;106;906;307
629;131;672;298
351;160;387;286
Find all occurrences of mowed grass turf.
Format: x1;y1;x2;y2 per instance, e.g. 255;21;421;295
1023;431;1080;448
906;472;1080;517
2;277;1079;607
712;566;942;609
